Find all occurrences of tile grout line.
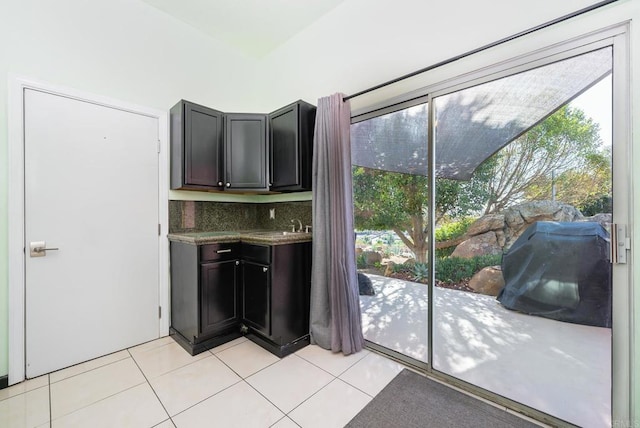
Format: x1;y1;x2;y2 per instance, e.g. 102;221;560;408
294;348;371;380
48;374;52;428
48;353;130;385
208;349;292;417
269;415;301;428
214;344;281;379
144;349;246;421
168;378;245;420
126;348;174;425
283;377;341;419
49;381;147;423
284;350;378;404
242;377;299;420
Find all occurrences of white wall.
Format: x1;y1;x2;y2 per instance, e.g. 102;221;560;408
1;0;637;420
0;0;262;377
254;0;612;110
252;0;640;421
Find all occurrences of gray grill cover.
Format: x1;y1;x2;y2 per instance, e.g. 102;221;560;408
497;221;611;328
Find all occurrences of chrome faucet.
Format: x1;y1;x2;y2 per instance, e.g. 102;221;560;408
291;219;303;232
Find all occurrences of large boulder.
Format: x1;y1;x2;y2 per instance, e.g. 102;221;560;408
451;231;502;259
384;261;396;277
466;214;505;236
580;213;612;229
451;201;588;257
362;251;382;266
469;266;505;296
502;201;583;249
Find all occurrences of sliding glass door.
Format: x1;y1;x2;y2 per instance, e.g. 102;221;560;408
351;32;629;427
351;101;430;364
432;45;613;427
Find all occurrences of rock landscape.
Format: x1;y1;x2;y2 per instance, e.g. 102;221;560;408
357;200;611;296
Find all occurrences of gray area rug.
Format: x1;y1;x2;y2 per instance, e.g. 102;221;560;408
346;369;539;428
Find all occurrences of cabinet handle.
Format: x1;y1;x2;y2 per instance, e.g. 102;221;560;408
262;267;268;273
226;182;231;188
216;249;232;254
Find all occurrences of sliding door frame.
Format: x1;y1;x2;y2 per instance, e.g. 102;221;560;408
353;23;632;426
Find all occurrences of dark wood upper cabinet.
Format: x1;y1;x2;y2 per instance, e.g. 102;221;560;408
269;100;316;192
170;99;314;193
224;113;269;191
170;100;224;190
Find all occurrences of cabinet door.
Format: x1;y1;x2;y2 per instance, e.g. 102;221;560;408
224;113;268;191
270;104;299;189
242;261;271;336
200;260;239;336
269;101;315;191
183;102;224;188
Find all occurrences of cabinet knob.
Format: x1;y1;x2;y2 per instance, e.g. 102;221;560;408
262;267;268;273
217;181;223;186
226;183;231;188
235;261;240;265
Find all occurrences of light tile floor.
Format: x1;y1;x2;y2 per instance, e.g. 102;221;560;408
1;336;406;428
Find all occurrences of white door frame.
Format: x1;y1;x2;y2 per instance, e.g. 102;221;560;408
8;76;170;385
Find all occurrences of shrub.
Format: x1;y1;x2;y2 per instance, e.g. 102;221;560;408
579;195;612;216
412;262;429;282
435;254;502;284
356;253;367;269
435;217;475;258
435;217;475;241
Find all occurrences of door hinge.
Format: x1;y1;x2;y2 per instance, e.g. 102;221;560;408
158;306;162;319
158;224;161;236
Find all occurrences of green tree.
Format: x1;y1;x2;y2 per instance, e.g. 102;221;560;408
352;104;608;262
482;106;606;214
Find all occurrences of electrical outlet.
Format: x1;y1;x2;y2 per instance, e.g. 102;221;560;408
269;208;275;220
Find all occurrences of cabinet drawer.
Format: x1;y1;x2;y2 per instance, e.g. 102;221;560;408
200;243;240;262
241;243;271;264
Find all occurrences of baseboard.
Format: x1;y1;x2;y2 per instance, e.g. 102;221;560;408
0;375;8;390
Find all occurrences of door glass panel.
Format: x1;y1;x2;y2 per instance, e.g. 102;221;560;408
433;47;612;427
351;103;429;363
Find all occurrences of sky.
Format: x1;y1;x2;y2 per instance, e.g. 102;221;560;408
568;74;612;148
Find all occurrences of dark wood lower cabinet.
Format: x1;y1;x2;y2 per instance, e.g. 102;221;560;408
170;239;311;357
170;242;242;355
242;242;312;357
242;261;271;336
200;259;240;337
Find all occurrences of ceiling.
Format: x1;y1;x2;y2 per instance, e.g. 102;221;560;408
141;0;346;58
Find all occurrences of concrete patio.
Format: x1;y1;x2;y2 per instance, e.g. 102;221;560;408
359;273;611;428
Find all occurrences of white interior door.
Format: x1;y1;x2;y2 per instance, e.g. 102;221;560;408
24;88;160;378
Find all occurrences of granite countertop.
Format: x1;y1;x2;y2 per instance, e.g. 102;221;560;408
168;230;312;245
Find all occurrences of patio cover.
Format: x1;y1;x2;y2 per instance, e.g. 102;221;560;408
351;47;612;180
497;221;611;328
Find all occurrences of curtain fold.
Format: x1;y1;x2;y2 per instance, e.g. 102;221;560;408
310;93;365;355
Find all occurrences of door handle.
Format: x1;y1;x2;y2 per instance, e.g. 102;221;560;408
30;241;59;257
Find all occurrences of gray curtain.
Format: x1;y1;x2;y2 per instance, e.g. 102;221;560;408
309;93;365;355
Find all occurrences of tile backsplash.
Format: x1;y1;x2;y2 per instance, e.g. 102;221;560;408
169;200;312;233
